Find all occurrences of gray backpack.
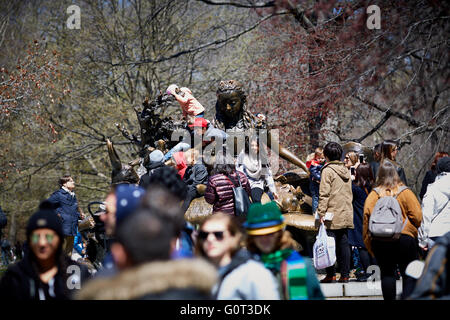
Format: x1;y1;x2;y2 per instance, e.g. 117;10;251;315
369;186;408;240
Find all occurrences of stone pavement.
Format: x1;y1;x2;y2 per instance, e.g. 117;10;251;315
320;280;403;300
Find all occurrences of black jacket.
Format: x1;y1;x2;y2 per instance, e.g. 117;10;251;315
139;162;165;189
0;253;89;300
372;160;407;185
419;170;437;200
348;184;369;248
183;163;208;193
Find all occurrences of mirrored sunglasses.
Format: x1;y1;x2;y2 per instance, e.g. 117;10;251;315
31;233;55;244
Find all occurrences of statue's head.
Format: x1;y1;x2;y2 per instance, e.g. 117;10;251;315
216;80;247;118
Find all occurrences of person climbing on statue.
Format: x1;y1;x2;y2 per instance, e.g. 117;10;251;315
166;84;205;120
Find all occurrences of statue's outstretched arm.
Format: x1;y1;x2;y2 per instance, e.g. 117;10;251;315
266;131;309;173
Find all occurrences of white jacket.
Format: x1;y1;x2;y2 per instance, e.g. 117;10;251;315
418;173;450;248
214;259;280;300
236;151;276;194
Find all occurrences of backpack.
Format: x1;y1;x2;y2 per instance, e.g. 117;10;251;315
0;206;7;229
368;186;408;240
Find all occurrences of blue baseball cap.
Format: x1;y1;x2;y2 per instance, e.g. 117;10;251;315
115;184;146;225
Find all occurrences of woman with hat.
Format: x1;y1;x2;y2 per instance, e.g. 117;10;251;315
245;202;324;300
0;201;89;300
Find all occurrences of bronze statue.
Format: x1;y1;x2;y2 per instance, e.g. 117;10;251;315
213;80;309;173
106;80;375;236
106;139;139;185
115;93;184;160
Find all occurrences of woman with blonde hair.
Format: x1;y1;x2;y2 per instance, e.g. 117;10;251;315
344;151;359;169
363;160;422;300
195;213;280;300
344;151;360;181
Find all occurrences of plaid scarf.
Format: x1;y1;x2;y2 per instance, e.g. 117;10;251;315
261;249;308;300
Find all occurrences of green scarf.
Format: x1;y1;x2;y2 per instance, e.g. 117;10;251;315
262;248;308;300
261;248;293;272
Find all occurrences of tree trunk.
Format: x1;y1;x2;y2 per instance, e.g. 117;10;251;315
8;211;16;244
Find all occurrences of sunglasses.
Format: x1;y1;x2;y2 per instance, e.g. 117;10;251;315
198;230;225;241
31;233;55;244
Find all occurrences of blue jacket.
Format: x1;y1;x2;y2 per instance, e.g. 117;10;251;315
73;232;85;256
309;163;324;182
47;188;80;236
348;184;369;248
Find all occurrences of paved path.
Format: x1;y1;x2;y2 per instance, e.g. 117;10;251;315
320;280;403;300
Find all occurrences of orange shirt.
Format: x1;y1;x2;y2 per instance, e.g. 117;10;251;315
363;187;422;256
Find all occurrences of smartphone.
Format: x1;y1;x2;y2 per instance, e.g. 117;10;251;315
359;154;364;163
351;167;356;175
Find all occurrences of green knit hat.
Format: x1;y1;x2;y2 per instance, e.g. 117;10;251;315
244;201;285;236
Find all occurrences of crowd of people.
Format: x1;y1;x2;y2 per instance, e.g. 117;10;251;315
0;93;449;301
305;141;449;300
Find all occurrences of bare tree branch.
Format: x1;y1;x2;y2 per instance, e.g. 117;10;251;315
356;111;392;143
82;154;109;181
99;11;287;67
76;183;109;193
195;0;275;8
353;95;423;128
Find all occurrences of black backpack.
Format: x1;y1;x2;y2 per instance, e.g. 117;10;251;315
0;206;7;229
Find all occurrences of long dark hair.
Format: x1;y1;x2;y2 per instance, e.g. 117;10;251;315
211;149;236;176
381;140;398;162
355;162;375;193
243;134;270;166
27;233;72;292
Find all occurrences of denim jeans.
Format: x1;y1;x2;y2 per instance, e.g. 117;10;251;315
163;142;191;161
309;180;320;214
1;248;9;265
251;187;264;203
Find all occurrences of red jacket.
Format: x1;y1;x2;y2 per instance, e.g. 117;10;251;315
173;151;187;179
204;171;251;215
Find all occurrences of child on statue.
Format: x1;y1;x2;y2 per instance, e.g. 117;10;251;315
306;147;325;215
166;84;205;120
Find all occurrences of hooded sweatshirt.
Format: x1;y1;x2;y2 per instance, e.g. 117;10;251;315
316;161;354;230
